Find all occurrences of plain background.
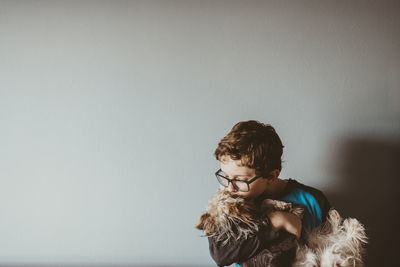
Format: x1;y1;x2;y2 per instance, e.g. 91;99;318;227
0;1;399;266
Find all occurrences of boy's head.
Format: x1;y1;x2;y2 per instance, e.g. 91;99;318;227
214;120;284;198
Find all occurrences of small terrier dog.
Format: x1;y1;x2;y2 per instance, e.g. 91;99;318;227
197;189;367;267
196;189;304;245
197;189;304;267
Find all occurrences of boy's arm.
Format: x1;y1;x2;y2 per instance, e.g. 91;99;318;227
208;212;302;266
208;224;279;267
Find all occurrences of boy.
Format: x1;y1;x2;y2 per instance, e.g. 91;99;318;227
208;120;331;266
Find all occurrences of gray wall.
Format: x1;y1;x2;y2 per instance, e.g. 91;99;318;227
0;1;399;266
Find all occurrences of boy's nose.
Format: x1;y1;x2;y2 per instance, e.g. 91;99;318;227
227;182;237;192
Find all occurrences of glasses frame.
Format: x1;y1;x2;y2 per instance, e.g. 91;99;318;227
215;169;263;192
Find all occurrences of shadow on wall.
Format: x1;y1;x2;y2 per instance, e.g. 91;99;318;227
325;135;400;267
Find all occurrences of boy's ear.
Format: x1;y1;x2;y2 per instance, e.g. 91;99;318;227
266;169;280;182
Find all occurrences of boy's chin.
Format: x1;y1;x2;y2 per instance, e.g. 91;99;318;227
229;191;263;200
225;190;250;198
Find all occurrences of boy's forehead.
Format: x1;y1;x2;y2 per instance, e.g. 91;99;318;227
219;156;255;174
220;155;240;164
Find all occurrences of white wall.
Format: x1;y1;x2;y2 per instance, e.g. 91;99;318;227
0;1;399;266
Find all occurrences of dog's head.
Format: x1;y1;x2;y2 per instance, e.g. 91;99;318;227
196;189;268;242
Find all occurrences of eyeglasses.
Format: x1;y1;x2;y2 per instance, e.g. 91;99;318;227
215;169;263;192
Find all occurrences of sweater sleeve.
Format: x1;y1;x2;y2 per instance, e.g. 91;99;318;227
208;224;280;266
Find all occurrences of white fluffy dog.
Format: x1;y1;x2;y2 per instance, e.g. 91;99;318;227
295;209;368;267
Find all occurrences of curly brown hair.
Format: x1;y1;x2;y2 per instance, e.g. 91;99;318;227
214;120;284;178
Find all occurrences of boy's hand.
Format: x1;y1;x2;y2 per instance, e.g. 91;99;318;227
267;211;302;240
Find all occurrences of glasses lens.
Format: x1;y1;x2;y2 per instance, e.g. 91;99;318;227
216;173;229;187
233;181;249;192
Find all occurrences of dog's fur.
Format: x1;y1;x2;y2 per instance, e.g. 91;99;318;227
294;209;368;267
196;189;368;267
196;190;304;245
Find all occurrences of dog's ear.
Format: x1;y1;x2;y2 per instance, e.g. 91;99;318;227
196;213;210;230
196;213;215;235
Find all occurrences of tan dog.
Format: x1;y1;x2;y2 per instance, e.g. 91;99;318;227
196;189;303;245
197;189;304;267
